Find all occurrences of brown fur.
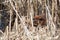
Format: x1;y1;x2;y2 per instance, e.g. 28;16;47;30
33;14;46;27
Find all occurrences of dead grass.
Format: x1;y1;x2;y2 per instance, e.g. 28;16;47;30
0;0;60;40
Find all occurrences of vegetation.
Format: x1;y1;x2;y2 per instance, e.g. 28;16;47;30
0;0;60;40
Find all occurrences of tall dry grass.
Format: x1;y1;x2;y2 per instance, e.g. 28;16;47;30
0;0;60;40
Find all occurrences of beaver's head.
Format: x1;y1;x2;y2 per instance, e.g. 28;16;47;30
33;14;46;27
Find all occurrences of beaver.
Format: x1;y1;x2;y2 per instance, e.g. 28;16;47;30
33;14;46;27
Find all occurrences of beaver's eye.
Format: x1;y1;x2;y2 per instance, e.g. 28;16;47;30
39;18;43;21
